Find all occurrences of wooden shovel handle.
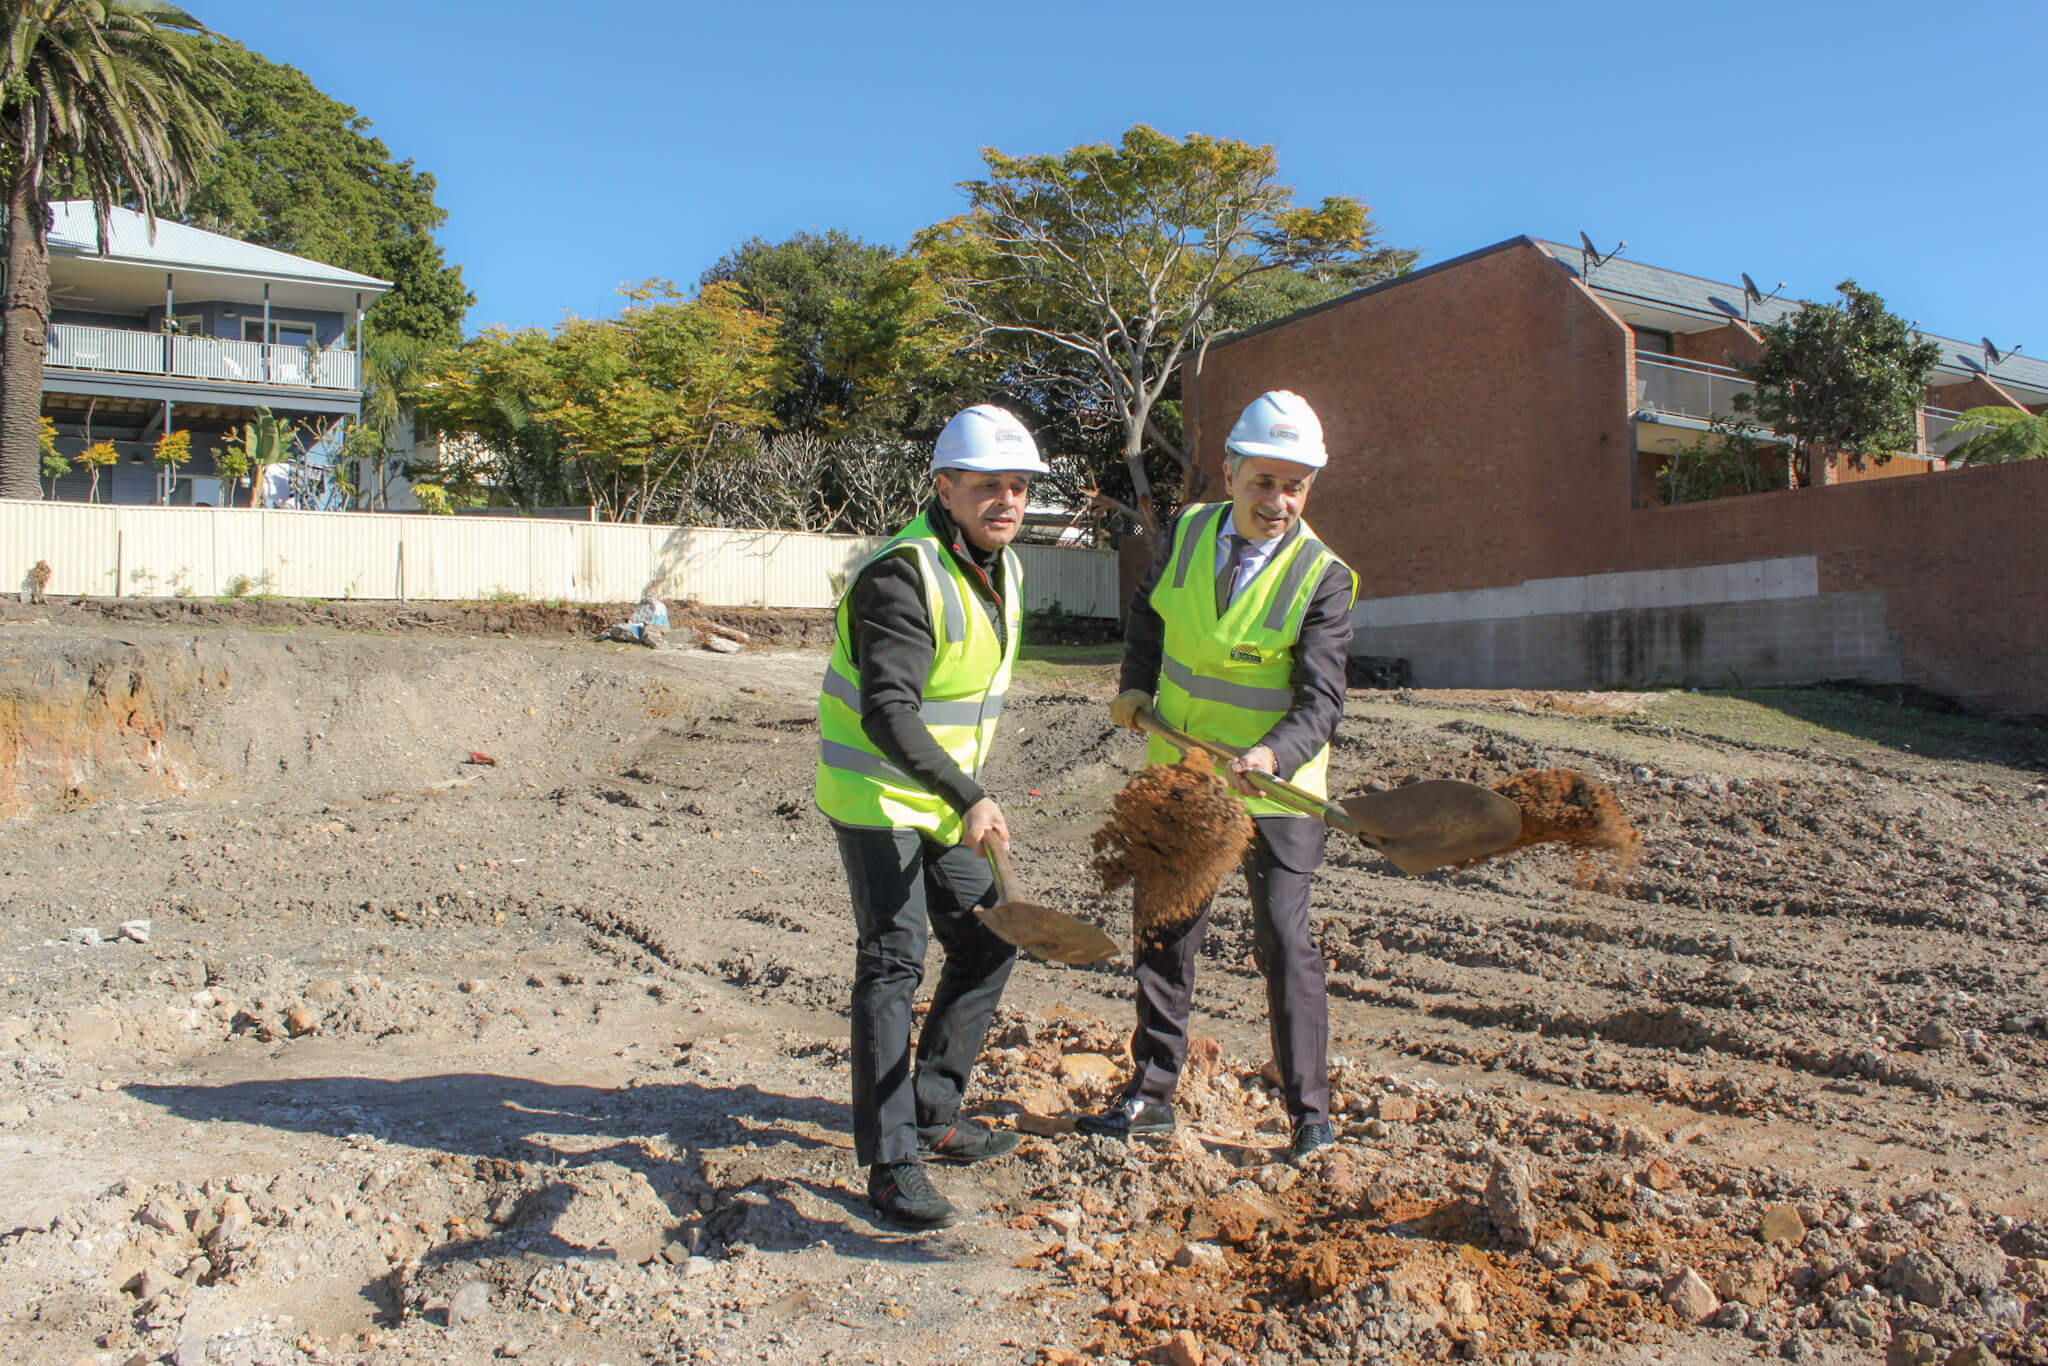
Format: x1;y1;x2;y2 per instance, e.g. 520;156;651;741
983;838;1020;904
1131;705;1364;839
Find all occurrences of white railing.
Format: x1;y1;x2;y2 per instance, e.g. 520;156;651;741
47;323;359;392
1921;407;1969;460
0;501;1124;616
1635;353;1756;424
1640;353;1967;458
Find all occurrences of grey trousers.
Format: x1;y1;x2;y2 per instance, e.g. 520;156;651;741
832;821;1017;1166
1130;814;1331;1127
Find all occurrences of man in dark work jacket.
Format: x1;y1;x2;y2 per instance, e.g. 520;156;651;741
1081;389;1357;1163
814;404;1049;1229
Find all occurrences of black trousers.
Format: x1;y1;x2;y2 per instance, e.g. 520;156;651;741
1130;814;1331;1127
832;821;1017;1166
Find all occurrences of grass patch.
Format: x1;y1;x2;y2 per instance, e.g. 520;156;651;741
1642;687;2047;769
1013;642;1122;688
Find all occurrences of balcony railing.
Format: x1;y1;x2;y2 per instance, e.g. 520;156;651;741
46;323;359;392
1638;353;1958;459
1635;353;1756;425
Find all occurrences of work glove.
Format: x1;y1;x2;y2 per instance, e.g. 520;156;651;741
1109;689;1151;731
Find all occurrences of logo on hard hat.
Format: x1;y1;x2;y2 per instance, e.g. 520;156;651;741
995;430;1023;443
1267;423;1299;443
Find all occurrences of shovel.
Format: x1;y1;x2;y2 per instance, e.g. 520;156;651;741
1133;706;1523;875
977;841;1121;967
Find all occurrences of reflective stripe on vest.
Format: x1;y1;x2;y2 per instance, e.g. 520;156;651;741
814;514;1020;842
1146;504;1354;816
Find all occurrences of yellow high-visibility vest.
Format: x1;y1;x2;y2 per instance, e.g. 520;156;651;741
1145;503;1356;818
814;513;1021;843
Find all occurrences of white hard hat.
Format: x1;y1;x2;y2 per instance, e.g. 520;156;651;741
1225;390;1327;469
931;404;1050;474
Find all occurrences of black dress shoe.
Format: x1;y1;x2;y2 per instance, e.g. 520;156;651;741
1074;1092;1176;1139
867;1161;961;1230
1289;1119;1335;1163
917;1116;1021;1165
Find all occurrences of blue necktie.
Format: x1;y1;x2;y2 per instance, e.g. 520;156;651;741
1215;534;1250;614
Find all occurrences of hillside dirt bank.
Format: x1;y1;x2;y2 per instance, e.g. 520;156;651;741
2;614;2045;1366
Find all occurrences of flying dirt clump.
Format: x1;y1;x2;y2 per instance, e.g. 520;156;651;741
1491;768;1639;882
1091;751;1253;946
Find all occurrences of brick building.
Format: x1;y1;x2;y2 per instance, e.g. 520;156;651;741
1184;237;2048;715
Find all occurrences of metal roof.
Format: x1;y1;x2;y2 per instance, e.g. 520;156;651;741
1534;239;2048;397
47;201;390;292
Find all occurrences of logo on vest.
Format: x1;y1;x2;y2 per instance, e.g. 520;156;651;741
1229;642;1265;665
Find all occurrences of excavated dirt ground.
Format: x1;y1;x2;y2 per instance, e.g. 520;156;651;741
3;600;2047;1366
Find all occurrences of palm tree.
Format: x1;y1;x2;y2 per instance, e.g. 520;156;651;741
1;2;220;500
1942;405;2048;467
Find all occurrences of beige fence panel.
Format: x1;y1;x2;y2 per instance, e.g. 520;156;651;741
0;500;1121;615
0;499;119;597
1016;544;1119;618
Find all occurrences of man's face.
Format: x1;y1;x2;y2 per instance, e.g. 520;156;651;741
935;470;1032;551
1223;456;1316;541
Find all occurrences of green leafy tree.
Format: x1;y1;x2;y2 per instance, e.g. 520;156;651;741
1940;404;2048;467
1656;415;1788;504
153;428;192;501
38;414;65;494
918;125;1408;545
179;40;471;347
1735;280;1941;488
413;281;786;522
76;438;117;502
350;331;446;507
0;0;220;500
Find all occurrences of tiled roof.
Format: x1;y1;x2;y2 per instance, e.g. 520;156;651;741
48;202;389;291
1534;239;2048;396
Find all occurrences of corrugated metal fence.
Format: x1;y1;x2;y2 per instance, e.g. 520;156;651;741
0;500;1121;617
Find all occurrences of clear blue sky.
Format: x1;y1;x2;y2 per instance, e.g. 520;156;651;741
200;0;2046;350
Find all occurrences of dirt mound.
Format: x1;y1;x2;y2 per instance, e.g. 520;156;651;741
1090;752;1253;945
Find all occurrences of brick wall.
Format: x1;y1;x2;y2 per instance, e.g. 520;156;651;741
1189;238;2048;716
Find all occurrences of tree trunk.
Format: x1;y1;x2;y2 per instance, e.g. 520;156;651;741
0;180;51;501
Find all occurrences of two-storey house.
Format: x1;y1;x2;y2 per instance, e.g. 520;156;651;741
35;201;390;505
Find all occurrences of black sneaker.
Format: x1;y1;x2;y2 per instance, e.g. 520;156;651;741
917;1116;1021;1165
867;1161;961;1231
1074;1091;1176;1140
1289;1120;1335;1164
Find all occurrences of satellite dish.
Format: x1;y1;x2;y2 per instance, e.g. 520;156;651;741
1983;337;2003;365
1576;233;1627;271
1742;273;1763;303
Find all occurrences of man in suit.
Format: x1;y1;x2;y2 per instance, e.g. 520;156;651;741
1081;389;1357;1162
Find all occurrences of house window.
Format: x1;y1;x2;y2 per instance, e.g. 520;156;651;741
1633;327;1674;355
243;319;316;348
171;313;206;335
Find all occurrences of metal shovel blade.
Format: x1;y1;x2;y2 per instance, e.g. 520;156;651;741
977;898;1121;967
978;841;1121;966
1335;781;1525;875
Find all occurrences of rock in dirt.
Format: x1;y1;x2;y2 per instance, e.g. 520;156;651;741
284;1005;320;1037
1172;1241;1227;1272
1941;1241;2008;1296
1157;1330;1203;1366
1889;1334;1939;1366
1058;1053;1119;1087
1663;1267;1719;1323
1759;1204;1806;1245
1885;1250;1958;1308
125;1266;176;1302
448;1280;490;1327
1483;1151;1538;1248
1946;1344;1999;1366
118;919;151;944
1917;1019;1961;1050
